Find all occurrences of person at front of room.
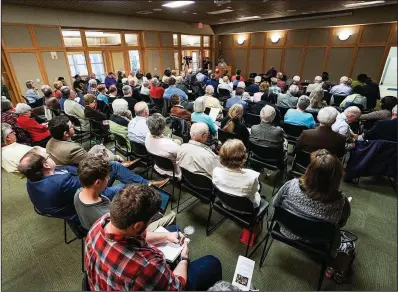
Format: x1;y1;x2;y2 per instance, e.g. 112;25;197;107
74;156;176;231
73;74;85;97
105;72;117;88
85;184;222;291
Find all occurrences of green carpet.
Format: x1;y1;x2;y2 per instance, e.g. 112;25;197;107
1;167;397;291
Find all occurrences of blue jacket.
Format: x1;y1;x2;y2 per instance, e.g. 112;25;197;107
345;140;397;180
26;166;81;222
163;86;188;101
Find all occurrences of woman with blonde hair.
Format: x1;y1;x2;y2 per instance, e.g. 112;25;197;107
220;104;250;146
212;139;261;208
306;87;327;113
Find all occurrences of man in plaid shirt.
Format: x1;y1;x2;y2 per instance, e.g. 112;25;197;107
85;184;222;291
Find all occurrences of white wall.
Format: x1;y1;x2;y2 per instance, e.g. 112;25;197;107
380;47;397;87
1;4;214;35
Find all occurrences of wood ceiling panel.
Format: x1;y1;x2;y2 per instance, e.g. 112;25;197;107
3;0;395;25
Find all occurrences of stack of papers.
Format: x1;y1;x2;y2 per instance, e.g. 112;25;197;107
232;256;255;291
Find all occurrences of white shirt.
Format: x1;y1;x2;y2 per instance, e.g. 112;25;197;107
127;116;149;144
212;166;261;208
217;82;233;93
145;133;181;179
176;140;221;179
2;143;32;172
332;112;350;137
112;98;129;113
141;86;150;95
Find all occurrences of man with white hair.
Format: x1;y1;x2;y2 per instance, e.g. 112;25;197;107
276;84;299;108
332;106;361;138
128;70;138;85
247;76;262;94
63;88;90;131
284;95;316;128
295;107;346;158
176;122;221;179
122;85;138;113
1;123;33;172
269;77;281;95
217;76;233;93
226;87;247;109
140;79;150;96
175;76;189;94
25;80;44;107
250;105;285;149
330;76;352;98
127;102;150;144
196;68;207;83
360;105;397;142
231;81;251;101
203;85;223;117
306;76;322;94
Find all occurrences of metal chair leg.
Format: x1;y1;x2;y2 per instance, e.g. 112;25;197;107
317;261;327;291
245;228;253;257
64;220;78;244
81;239;85;273
271;170;280;197
259;234;273;267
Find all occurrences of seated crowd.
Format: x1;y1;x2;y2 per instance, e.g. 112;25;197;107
1;65;397;291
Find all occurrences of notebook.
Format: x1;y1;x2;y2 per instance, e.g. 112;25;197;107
208;107;220;122
154;226;183;262
232;256;255;291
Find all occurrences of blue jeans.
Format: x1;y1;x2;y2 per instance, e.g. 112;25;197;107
165;225;223;291
102;161;148;199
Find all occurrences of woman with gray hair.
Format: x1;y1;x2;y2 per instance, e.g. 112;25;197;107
276;84;300;108
145;113;182;179
284;95;316;128
149;77;165;98
110;105;132;127
306;75;323;94
140;79;150;96
87;79;98;96
191;97;217;136
250;105;286;149
306;87;327;113
175;76;189;94
203;85;223;118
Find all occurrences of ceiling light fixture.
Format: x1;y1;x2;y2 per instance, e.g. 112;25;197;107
344;1;385;8
237;35;246;44
338;30;352;41
237;16;261;20
207;9;234;14
270;33;281;43
162;1;195;8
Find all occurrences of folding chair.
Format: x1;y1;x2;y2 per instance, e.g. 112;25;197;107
243;113;261;128
260;206;342;290
217;128;238;145
283;123;309;146
150;154;176;204
289;150;311;179
207;185;269;258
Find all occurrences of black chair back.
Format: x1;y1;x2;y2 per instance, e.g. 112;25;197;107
218;128;238;144
323;90;331;105
204;107;211;115
243;113;261;128
113;131;131;155
131;141;149;158
139;94;151;104
218;88;231;98
248;141;285;169
151;97;164;107
97;99;112;118
332;95;346;106
277;106;289;119
272;206;337;243
152;154;174;172
213;184;255;215
283;123;308;138
181;168;214;202
222;108;229;117
290;150;311;177
268;93;278;104
66;114;83;129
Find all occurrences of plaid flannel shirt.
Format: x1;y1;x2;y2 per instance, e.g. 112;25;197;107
85;214;186;291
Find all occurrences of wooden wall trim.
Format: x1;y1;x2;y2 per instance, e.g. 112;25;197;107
28;25;49;85
377;23;395;82
348;26;364;78
280;32;287;73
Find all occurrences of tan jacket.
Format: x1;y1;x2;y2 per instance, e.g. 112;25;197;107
46;138;89;166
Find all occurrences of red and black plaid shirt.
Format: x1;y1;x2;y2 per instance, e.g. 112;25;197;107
85;214;186;291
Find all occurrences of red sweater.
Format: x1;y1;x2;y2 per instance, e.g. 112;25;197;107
150;87;165;99
16;115;50;142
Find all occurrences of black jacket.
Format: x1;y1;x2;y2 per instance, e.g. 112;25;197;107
364;119;397;142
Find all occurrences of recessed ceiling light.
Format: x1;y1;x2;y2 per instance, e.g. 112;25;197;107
344;0;385;7
192;12;197;14
207;9;234;14
287;9;296;12
153;8;162;11
162;1;195;8
227;6;232;8
237;16;261;20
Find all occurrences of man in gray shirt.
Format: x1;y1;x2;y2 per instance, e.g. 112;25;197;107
276;84;299;108
74;156;175;231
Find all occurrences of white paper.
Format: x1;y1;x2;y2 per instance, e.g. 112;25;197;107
232;256;255;291
209;107;219;122
153;226;183;262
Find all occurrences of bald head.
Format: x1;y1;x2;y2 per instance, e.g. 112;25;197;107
190;122;209;144
134;102;149;117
